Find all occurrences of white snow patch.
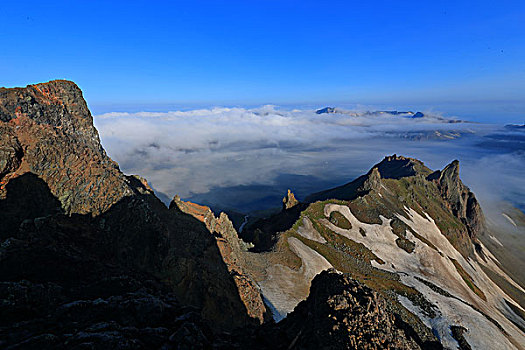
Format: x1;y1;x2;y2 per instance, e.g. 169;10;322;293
323;203;525;348
258;237;332;320
502;213;518;227
297;217;327;243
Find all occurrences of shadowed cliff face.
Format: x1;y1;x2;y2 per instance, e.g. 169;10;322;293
170;196;270;324
0;80;260;345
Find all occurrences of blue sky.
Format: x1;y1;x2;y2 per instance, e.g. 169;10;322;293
1;1;524;122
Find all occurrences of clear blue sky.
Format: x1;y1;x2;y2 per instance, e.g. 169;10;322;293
1;1;524;122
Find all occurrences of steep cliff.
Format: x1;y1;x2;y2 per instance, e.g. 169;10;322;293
0;80;258;346
170;196;269;324
428;159;486;241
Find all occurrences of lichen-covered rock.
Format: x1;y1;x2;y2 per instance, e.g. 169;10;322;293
0;80;131;215
0;126;22;181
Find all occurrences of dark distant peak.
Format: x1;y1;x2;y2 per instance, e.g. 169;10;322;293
316;107;338;114
373;154;432;179
504;124;525;131
378;110;413;115
413;111;425;118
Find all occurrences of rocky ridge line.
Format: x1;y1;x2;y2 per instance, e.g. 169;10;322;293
170;195;269;324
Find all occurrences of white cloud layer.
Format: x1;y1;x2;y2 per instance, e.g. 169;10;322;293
94;106;523;213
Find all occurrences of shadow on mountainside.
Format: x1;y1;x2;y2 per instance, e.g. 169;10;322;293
0;172;257;348
0;173;63;239
241;203;309;252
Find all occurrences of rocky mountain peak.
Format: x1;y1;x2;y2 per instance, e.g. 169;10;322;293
373;154;432;179
282;189;299;210
440;159;460;180
315;106;337;114
0;81;263;339
429;160;485;241
0;80;129;215
361;167;382;192
0;80;99;144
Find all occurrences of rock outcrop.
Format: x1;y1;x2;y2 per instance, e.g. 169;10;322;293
282;189;299;210
373;154;432;179
0;80;131;215
273;270;431;349
0;80;256;345
220;269;437;349
357;166;382;195
429;160;486;241
170;196;269;324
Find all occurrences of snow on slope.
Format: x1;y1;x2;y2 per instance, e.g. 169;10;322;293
323;203;525;349
258;237;332;321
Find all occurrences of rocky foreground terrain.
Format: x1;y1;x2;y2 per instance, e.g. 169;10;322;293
1;81;524;349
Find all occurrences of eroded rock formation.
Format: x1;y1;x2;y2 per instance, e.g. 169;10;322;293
170;196;268;324
282;189;299;210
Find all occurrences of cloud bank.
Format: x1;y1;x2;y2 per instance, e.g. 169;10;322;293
94;106;523;213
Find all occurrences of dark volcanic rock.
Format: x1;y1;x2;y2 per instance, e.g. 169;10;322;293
222;269;440;349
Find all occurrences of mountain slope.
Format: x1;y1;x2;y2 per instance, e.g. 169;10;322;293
1;81;524;349
0;81;262;348
239;155;525;349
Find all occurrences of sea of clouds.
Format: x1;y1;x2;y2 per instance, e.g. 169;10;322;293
94;106;524;215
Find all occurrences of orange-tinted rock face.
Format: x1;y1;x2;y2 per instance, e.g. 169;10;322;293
0;81;131;215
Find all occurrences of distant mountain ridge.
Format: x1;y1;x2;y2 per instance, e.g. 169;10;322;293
315;106;465;123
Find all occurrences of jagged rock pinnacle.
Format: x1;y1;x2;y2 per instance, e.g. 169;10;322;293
283;189;299;210
431;159;485;241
